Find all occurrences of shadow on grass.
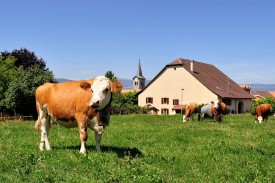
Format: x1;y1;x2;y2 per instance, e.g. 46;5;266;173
52;145;142;158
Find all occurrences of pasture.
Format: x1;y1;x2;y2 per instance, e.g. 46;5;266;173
1;114;275;182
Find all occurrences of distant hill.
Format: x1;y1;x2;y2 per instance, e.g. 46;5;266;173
249;84;275;91
119;78;151;89
56;78;72;83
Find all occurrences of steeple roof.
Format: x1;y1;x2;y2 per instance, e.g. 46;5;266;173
134;59;145;79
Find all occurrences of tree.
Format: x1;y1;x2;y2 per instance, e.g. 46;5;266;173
2;65;56;116
0;56;22;111
1;48;46;69
0;48;56;116
105;71;118;82
124;91;138;105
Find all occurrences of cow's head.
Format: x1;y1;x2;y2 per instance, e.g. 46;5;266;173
80;76;112;110
212;100;221;110
90;76;112;110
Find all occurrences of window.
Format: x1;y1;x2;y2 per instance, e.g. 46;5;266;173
161;108;169;115
173;99;179;105
146;97;153;104
161;98;169;104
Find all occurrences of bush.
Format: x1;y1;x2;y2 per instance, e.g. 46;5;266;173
250;97;275;115
110;91;147;115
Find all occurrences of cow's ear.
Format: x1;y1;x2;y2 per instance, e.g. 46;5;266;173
80;82;91;90
111;81;123;92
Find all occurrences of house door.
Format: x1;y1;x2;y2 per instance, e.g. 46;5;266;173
238;101;244;114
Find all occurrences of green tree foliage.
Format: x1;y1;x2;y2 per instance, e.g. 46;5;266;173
110;91;148;115
1;48;46;69
105;71;118;82
105;70;147;115
250;97;275;115
0;49;56;116
0;56;22;110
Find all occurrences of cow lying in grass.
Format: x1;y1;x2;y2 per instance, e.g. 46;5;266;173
35;76;121;154
198;100;227;122
255;103;272;123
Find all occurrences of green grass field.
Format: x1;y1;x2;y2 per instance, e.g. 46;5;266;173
1;114;275;182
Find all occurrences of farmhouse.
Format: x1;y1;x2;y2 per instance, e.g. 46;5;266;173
137;58;253;115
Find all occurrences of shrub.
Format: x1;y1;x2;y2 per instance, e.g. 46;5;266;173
250;97;275;115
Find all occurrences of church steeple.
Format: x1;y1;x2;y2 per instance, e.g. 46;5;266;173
133;59;146;90
136;59;144;79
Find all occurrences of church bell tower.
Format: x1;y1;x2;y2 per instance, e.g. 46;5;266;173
133;59;145;90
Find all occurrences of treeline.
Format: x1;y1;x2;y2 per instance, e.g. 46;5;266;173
0;48;56;117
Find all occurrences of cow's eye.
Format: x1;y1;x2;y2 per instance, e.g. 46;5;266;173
104;88;109;93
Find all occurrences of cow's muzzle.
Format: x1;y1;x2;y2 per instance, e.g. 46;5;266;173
90;100;100;108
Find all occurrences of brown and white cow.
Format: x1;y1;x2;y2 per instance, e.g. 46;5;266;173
255;103;272;123
182;103;198;122
35;76;121;154
198;100;227;122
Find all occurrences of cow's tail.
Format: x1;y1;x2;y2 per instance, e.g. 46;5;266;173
35;119;41;131
34;102;42;131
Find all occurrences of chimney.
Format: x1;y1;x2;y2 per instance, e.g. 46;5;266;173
190;60;194;72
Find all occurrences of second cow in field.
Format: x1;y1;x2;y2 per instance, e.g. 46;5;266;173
198;100;227;122
182;103;198;122
255;103;272;123
35;76;121;154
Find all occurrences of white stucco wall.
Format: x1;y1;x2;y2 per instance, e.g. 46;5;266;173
138;66;218;115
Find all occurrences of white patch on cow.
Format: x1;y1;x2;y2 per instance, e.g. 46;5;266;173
80;141;86;154
258;116;263;123
87;116;104;134
182;115;186;122
213;101;219;109
90;76;111;110
93;125;104;134
39;115;51;151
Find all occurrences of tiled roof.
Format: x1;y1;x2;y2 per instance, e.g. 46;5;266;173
251;91;275;99
167;58;253;99
138;58;253;99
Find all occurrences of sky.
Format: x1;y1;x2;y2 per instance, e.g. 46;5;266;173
1;0;275;84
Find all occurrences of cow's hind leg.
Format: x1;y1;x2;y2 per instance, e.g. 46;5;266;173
36;105;51;150
39;116;51;150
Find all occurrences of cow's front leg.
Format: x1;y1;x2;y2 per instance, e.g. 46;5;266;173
95;132;102;152
40;116;51;150
76;115;88;154
79;124;88;154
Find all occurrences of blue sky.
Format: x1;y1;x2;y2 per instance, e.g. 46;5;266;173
1;0;274;84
